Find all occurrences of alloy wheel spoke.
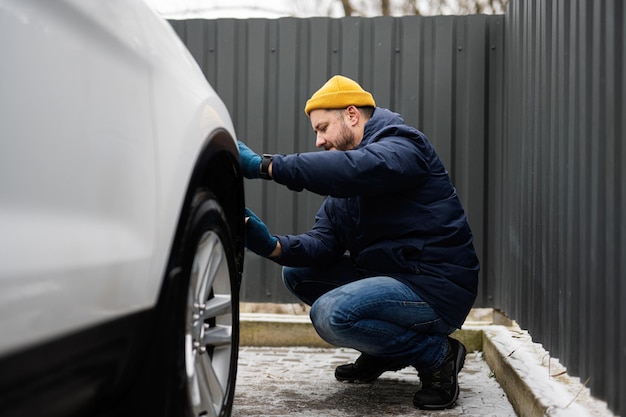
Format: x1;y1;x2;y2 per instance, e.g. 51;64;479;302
202;294;232;321
197;351;224;415
202;324;232;348
195;234;220;301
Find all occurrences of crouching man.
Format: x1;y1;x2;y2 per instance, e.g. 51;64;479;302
239;75;479;410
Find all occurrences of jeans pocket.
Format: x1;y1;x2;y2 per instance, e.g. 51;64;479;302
410;317;445;333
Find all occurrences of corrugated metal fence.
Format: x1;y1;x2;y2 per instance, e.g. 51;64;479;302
491;0;625;414
169;0;624;413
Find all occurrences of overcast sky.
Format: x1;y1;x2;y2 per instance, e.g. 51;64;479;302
144;0;451;19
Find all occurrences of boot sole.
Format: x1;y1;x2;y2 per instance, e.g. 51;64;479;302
335;372;384;384
335;364;406;384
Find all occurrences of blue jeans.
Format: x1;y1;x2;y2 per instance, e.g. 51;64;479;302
282;257;457;373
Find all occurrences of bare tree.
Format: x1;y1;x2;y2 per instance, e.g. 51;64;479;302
341;0;354;16
381;0;391;15
289;0;509;18
336;0;510;16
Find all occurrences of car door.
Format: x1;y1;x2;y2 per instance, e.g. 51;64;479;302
0;0;157;353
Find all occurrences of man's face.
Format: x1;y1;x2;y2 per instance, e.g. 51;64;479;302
310;109;357;151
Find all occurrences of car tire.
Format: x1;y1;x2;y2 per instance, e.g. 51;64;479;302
160;189;240;417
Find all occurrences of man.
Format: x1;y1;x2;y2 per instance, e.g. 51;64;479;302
239;75;479;410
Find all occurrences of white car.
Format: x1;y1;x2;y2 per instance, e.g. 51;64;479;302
0;1;245;416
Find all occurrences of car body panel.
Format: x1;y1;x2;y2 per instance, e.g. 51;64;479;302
0;0;238;356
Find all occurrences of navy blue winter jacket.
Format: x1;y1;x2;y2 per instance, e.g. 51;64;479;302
271;107;479;328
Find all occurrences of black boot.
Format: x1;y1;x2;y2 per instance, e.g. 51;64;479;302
413;337;466;410
335;353;405;383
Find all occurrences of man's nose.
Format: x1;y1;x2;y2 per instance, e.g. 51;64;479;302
315;134;326;148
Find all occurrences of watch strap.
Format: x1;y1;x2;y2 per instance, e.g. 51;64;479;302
260;154;273;180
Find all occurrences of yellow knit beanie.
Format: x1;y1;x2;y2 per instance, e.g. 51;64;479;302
304;75;376;116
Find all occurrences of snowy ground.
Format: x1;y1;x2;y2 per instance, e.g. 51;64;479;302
235;304;617;417
233;346;517;416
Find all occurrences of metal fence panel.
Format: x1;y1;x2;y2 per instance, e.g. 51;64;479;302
495;0;625;414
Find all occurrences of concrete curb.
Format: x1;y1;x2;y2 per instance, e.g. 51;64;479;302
240;313;331;348
481;326;615;417
240;308;614;417
482;327;546;417
240;312;484;351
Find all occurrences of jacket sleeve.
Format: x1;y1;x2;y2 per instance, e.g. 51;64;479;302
271;132;432;198
272;201;345;267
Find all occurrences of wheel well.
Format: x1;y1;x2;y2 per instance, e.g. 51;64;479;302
169;128;245;281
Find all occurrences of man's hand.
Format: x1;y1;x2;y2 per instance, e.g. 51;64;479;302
238;141;262;179
245;208;278;258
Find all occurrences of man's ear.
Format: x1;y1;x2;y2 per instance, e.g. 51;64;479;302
345;105;360;126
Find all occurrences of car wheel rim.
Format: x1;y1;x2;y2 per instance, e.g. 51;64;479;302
185;230;233;417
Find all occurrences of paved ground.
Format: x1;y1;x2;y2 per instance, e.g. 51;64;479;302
233;346;517;417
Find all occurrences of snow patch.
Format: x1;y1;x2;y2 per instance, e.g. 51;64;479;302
484;325;616;417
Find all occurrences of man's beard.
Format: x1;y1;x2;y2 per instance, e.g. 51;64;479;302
334;121;357;151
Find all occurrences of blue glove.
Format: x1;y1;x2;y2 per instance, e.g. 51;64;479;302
245;208;278;257
238;141;262;179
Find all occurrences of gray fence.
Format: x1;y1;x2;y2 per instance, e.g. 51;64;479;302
491;0;625;414
169;0;624;413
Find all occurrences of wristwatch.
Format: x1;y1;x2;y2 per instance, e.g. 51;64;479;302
260;154;273;180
